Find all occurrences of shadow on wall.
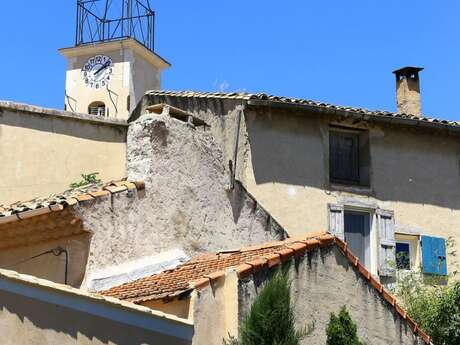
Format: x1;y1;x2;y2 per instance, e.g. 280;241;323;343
246;109;460;210
0;290;185;345
0;233;92;289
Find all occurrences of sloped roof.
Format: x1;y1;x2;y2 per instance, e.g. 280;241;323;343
0;180;144;225
143;90;460;131
100;233;329;302
101;231;430;343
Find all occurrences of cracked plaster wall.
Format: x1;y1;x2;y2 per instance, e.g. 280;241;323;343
75;114;285;286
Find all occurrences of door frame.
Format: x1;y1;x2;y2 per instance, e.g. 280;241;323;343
343;205;378;276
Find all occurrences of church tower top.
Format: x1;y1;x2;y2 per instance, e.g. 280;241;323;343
60;0;169;120
76;0;156;52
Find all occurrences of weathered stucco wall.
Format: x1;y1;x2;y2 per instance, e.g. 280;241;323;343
75;114;285;285
0;103;127;205
238;246;420;345
132;95;460;274
241;108;460;273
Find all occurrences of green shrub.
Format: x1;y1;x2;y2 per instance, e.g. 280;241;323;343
224;270;312;345
326;306;364;345
393;237;460;345
395;271;460;345
70;172;102;189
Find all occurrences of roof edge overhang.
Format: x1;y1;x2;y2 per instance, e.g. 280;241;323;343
59;38;171;71
0;268;193;340
0;100;128;128
247;99;460;134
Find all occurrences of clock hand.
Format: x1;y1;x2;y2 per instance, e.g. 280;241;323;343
94;61;111;76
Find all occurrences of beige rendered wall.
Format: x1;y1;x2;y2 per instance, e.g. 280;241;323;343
190;271;239;345
0;234;91;288
0;275;192;345
142;298;192;320
0;105;126;205
238;246;420;345
241;109;460;275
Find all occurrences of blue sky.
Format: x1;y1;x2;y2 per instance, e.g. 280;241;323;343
0;1;459;120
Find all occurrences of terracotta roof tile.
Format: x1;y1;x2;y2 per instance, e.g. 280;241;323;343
144;90;460;133
101;231;431;344
0;179;145;223
101;232;329;303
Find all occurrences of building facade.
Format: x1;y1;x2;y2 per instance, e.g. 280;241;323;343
133;75;458;281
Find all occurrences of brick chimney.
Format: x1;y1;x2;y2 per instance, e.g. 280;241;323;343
393;66;424;116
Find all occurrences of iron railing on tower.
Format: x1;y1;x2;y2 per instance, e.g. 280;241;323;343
76;0;155;52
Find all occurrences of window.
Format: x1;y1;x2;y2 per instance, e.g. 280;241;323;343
88;101;107;116
329;127;370;186
396;241;411;270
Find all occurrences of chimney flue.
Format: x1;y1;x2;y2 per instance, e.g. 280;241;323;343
393;66;424;117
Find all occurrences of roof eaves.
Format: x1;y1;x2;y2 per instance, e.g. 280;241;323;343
0;180;145;224
0;100;128;128
247;99;460;134
0;268;193;328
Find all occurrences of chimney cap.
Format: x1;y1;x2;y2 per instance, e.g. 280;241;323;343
392;66;424;76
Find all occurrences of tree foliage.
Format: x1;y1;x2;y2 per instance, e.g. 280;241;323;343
224;270;312;345
395;271;460;345
326;306;364;345
393;237;460;345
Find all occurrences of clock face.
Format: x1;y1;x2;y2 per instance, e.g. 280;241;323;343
81;55;114;89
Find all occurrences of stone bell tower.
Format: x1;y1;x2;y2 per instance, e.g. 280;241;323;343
59;0;170;119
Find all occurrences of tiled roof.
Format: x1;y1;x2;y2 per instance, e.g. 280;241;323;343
144;90;460;130
0;180;144;225
101;231;431;344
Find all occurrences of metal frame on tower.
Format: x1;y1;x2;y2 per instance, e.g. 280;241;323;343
76;0;155;52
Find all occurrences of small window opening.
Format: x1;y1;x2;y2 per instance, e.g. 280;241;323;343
88;101;107;116
396;242;411;270
329;127;370;187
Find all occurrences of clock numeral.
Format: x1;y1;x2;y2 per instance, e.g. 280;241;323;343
82;55;113;89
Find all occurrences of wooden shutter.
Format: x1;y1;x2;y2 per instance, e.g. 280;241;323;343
329;131;360;184
421;236;448;276
328;204;344;240
377;209;396;277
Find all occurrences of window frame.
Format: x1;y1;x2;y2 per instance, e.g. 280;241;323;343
395;240;412;271
88;101;107;117
328;125;371;188
329;128;361;186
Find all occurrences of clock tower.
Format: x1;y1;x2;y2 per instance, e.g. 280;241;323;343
59;0;170;119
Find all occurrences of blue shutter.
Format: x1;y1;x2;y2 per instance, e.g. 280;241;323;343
421;236;447;276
